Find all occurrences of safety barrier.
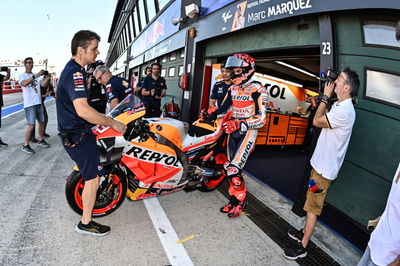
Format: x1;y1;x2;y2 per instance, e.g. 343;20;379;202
1;81;22;94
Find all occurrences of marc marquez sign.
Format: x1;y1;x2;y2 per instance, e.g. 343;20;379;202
196;0;400;42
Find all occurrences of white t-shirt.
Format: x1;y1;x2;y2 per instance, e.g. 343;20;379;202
18;72;42;108
369;162;400;265
310;98;355;180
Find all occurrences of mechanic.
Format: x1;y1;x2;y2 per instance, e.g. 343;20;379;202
93;65;132;111
141;62;167;117
86;60;107;114
205;53;268;218
209;64;232;108
56;30;126;236
134;66;151;98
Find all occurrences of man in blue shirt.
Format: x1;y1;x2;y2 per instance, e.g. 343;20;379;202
134;66;151;98
56;30;126;236
94;65;132;111
141;63;167;117
209;64;232;108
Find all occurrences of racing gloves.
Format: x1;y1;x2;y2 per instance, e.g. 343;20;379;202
200;107;218;122
223;120;248;134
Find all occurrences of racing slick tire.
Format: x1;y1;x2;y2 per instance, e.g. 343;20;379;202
65;169;127;217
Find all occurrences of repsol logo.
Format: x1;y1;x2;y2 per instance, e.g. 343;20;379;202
265;83;286;99
127;146;180;167
238;141;254;168
232;95;251;101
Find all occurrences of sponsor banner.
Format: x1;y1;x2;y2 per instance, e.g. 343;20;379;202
144;30;186;62
196;0;400;42
130;1;181;58
252;73;310;113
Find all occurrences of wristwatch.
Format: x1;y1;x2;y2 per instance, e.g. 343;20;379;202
32;75;36;79
321;95;329;101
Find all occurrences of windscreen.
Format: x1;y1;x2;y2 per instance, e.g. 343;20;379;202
107;95;145;118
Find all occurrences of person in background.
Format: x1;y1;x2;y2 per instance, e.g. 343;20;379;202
87;60;107;114
134;66;151;98
209;64;232;108
141;63;167;117
56;30;126;236
40;73;53;138
0;67;10;146
284;67;359;260
18;58;51;153
93;65;132;111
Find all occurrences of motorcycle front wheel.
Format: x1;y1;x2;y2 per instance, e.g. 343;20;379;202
65;170;127;217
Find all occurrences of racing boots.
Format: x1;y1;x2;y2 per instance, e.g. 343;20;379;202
220;196;247;218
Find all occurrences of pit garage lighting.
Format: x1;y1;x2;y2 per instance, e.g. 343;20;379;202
275;61;318;79
257;73;304;88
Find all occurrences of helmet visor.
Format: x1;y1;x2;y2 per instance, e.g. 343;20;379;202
225;56;247;68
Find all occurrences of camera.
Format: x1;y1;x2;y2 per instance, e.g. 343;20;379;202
319;68;339;101
42;70;49;76
154;83;163;97
320;68;338;82
0;67;9;72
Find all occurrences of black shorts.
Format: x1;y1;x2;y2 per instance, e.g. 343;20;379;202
60;132;100;181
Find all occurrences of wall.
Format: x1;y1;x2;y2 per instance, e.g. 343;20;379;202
205;16;320;57
326;11;400;227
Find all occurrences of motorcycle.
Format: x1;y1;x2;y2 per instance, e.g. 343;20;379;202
65;95;230;217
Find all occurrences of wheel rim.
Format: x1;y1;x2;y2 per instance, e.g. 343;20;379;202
74;174;124;214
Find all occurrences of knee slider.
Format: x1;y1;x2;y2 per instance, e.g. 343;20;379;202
224;163;241;177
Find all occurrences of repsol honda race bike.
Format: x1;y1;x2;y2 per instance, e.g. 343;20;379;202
65;95;230;217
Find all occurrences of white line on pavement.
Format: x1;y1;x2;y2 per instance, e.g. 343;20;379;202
143;197;194;266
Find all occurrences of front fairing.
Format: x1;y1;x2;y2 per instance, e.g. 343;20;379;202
92;95;146;138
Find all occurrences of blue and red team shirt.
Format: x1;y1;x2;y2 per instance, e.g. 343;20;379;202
106;76;132;103
141;75;167;108
56;59;92;133
210;81;231;107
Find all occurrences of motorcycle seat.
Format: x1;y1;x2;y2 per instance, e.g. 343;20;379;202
188;124;215;137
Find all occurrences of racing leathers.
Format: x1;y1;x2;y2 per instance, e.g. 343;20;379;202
209;79;267;217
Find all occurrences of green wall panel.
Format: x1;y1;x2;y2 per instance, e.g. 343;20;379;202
325;12;400;228
205;16;320;57
326;161;392;226
161;56;184;106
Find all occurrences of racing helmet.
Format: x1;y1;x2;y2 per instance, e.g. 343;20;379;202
224;53;255;85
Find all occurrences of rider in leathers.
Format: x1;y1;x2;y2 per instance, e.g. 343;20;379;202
206;53;268;218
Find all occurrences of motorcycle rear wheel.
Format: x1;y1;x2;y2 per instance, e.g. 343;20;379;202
65;170;127;217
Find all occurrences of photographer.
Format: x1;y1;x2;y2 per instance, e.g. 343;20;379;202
0;67;10;146
141;63;166;118
18;58;51;153
94;65;132;111
87;60;106;113
284;67;359;260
